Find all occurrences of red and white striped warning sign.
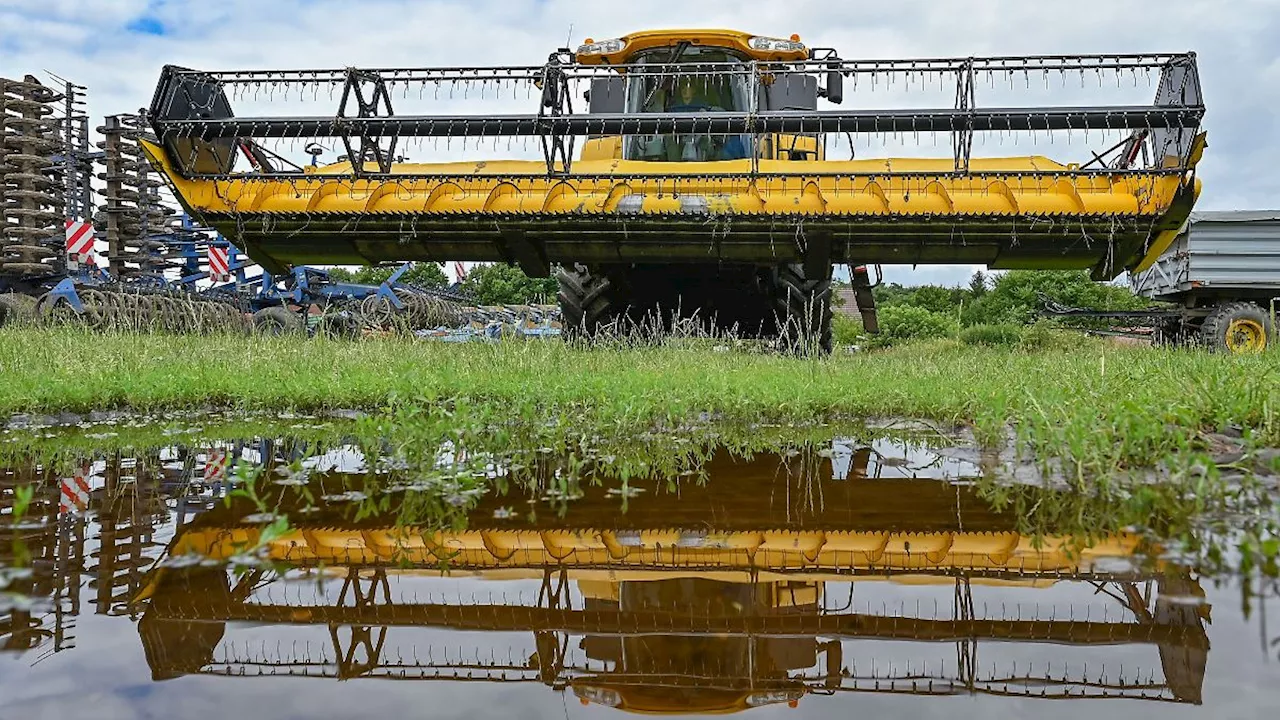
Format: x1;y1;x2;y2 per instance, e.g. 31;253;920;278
207;246;230;282
59;467;91;515
454;261;467;282
204;449;230;484
65;219;95;269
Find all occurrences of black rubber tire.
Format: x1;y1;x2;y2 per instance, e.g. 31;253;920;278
252;306;305;336
0;292;37;329
1200;301;1271;353
316;311;360;340
556;264;622;337
768;263;833;354
36;293;84;328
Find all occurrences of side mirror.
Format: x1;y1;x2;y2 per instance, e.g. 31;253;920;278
825;64;844;105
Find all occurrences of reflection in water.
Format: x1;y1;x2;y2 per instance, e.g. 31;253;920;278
0;435;1268;716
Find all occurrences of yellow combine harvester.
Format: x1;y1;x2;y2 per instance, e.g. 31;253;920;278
140;29;1206;350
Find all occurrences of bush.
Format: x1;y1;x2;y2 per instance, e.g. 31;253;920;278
961;270;1151;327
873;305;958;346
1017;320;1078;352
325;262;448;289
959;324;1023;347
460;263;559;305
832;313;863;346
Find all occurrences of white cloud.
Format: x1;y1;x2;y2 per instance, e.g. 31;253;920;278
3;0;1275;286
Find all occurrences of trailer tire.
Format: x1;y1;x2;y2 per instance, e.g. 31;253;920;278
36;293;84;327
768;263;833;355
556;264;621;339
1201;301;1270;353
252;306;304;336
0;293;37;328
316;311;360;340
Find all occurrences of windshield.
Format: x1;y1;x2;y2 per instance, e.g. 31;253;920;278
623;47;755;162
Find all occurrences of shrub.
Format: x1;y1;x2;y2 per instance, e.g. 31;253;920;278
325;262;449;289
873;305;958;346
961;270;1152;327
868;269;1151;331
831;313;863;346
1017;320;1078;352
460;263;559;305
959;324;1023;347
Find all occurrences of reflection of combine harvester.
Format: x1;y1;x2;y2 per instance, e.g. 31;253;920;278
1;451;182;656
138;447;1209;711
140;29;1205;351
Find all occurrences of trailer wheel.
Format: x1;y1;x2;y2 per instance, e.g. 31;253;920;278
556;264;621;338
316;311;361;340
252;306;304;336
0;293;37;328
36;294;84;327
1201;301;1270;353
768;263;833;354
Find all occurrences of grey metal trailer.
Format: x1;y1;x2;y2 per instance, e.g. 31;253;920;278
1129;210;1280;352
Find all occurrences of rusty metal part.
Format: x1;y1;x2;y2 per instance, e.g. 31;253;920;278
36;285;247;334
97;114;175;280
1;75;65;278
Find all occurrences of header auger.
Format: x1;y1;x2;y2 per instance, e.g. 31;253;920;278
139;29;1207;351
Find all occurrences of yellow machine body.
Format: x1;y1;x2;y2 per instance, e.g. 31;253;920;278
142;138;1201;275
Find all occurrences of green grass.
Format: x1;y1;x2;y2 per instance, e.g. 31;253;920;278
1;325;1275;579
2;326;1279;478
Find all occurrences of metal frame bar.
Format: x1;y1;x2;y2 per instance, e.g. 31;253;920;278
159;106;1202;141
150;51;1204;180
159;52;1197;84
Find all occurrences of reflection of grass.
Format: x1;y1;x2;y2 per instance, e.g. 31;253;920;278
980;467;1278;574
180;430;1277;581
2;326;1280;479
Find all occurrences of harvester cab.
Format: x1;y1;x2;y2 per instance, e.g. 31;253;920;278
139;29;1207;352
574;30;839;165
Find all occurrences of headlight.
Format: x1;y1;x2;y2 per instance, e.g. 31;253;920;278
576;686;623;707
744;690;803;707
577;38;626;56
748;36;806;53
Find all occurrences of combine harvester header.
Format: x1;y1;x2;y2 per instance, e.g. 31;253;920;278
137;29;1207;348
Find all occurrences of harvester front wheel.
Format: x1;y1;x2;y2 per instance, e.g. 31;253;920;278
252;306;305;336
1201;301;1270;353
557;264;622;338
768;263;833;354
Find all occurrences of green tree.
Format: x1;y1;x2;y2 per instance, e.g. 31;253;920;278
968;270;989;297
906;285;962;316
961;270;1151;326
871;282;916;308
460;263;559;305
324;266;356;282
867;268;1148;329
874;305;959;346
396;263;448;289
325;263;448;289
872;281;969;320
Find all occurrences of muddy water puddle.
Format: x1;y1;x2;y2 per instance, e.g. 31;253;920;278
1;422;1277;719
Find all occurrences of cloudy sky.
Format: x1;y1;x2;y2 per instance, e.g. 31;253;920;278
3;0;1277;286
